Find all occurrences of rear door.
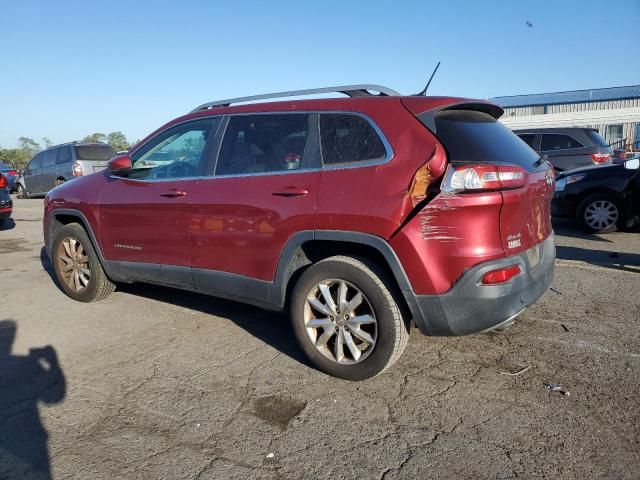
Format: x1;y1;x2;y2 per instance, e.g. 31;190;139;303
55;146;73;180
432;109;555;254
189;112;321;295
540;133;590;171
39;148;58;193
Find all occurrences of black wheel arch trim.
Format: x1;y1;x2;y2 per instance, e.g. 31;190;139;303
48;208;115;279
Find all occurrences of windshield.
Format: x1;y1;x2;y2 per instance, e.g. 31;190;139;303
74;145;116;161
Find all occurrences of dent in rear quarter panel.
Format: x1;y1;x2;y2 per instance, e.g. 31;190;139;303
314;99;439;237
390;192;505;295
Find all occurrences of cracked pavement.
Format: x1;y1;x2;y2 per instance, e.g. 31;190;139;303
1;199;639;479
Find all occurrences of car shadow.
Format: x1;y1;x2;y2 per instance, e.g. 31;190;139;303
0;320;66;480
40;247;59;287
552;218;613;243
556;245;640;273
117;282;313;369
0;218;16;231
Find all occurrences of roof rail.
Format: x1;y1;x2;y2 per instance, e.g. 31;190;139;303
190;84;401;113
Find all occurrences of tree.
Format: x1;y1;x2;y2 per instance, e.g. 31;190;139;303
18;137;41;155
0;148;31;170
106;131;130;151
83;133;106;143
41;137;53;149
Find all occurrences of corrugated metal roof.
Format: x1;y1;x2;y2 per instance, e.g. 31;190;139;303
491;85;640;108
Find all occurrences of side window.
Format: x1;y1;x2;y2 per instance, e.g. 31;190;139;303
215;114;310;176
541;134;583;151
56;146;72;164
518;134;537;149
130;118;220;180
320;114;386;165
41;149;57;168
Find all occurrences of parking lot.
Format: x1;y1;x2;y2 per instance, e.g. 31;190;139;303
1;198;639;479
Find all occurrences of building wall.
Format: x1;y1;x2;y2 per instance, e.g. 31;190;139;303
501;100;640;147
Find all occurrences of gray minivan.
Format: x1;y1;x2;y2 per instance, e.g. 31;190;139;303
16;142;116;198
514;127;613;172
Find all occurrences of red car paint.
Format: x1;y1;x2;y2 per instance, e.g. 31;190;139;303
44;93;554;306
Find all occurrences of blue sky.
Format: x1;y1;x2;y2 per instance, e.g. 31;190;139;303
1;0;638;148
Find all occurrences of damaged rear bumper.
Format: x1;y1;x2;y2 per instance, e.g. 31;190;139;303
410;234;555;335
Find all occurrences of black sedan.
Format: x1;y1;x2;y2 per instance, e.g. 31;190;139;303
552;157;640;233
0;173;13;224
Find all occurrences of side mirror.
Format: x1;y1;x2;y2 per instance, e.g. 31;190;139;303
108;155;132;175
624;158;640;170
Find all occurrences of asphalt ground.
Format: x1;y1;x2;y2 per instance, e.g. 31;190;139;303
1;198;639;479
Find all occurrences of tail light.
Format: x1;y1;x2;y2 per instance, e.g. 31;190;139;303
0;175;7;188
443;164;526;193
72;162;83;177
481;265;521;285
7;170;18;176
591;153;611;164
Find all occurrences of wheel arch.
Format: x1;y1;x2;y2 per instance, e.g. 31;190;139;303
271;231;421;322
48;209;113;278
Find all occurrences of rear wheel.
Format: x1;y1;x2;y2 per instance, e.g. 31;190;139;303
52;223;115;302
577;193;623;233
290;255;409;380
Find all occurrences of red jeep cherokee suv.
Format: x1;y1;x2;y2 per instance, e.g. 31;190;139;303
44;85;555;380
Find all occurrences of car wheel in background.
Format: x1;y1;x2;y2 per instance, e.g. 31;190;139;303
577;193;623;234
16;184;29;199
290;255;409;381
52;223;115;302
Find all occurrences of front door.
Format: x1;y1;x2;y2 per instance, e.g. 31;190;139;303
189;113;321;299
98;117;221;287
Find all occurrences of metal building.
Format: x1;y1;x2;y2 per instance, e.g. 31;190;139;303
492;85;640;151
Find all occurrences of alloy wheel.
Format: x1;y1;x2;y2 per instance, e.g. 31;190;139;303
304;279;377;364
57;237;91;292
584;200;618;231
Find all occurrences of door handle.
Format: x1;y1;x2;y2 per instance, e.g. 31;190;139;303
159;189;187;198
271;187;309;197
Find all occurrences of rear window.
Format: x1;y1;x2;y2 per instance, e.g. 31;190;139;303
587;130;609;147
74;145;116;161
517;133;537;149
428;110;540;171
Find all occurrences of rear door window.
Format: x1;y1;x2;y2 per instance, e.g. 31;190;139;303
56;146;72;164
74;145;117;161
215;114;312;175
540;134;584;151
320;114;387;165
428;110;541;171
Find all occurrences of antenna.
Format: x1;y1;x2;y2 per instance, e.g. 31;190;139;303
416;61;441;96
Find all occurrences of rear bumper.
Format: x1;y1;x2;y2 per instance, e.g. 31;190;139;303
410;234;555;335
0;196;12;218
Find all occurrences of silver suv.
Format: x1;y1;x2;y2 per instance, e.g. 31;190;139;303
16;142;116;198
514;127;612;172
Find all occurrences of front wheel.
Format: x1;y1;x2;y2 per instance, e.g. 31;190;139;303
52;223;115;302
577;194;624;233
290;255;409;380
16;184;28;199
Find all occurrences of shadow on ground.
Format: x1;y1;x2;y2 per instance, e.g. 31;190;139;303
0;320;66;480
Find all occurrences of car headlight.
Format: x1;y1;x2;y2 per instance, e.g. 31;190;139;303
555;174;586;192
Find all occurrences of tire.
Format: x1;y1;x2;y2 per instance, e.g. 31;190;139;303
16;184;28;199
51;223;115;302
290;255;409;381
577;193;624;234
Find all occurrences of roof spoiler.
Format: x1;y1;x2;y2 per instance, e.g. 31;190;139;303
402;98;504;132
